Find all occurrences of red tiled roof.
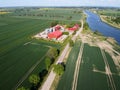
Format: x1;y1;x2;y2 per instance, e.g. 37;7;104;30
48;30;62;39
68;24;79;31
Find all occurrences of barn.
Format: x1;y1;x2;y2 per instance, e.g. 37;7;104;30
48;30;62;39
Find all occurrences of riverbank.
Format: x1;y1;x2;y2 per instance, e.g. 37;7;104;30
100;15;120;29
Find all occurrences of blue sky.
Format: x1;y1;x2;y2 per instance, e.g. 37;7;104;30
0;0;120;7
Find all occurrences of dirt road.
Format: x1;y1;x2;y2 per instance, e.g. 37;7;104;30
101;49;116;90
40;20;83;90
72;42;84;90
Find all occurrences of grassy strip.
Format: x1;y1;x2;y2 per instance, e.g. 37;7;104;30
50;47;72;90
100;15;120;29
56;41;81;90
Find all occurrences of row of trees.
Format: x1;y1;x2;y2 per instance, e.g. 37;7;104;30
17;39;74;90
17;74;40;90
17;47;61;90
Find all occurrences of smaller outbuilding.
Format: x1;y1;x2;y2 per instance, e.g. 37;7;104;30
68;24;79;31
55;25;61;31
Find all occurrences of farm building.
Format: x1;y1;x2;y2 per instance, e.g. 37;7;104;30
48;30;62;39
55;25;61;30
68;24;79;31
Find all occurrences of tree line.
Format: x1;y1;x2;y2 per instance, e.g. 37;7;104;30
17;47;65;90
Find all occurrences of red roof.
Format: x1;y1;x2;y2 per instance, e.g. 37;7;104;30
55;25;61;31
68;24;79;31
48;30;62;39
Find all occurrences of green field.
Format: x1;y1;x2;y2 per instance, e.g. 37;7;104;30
56;41;81;90
10;8;83;21
77;44;108;90
0;16;61;90
105;52;120;90
0;8;83;90
57;43;120;90
77;44;120;90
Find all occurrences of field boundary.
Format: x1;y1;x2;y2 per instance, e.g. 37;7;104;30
100;49;116;90
72;42;84;90
13;55;46;90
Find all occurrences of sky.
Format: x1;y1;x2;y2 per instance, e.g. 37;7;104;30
0;0;120;7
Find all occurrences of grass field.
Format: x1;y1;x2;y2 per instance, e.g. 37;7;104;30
11;8;83;21
105;52;120;90
0;16;61;90
0;8;83;90
56;41;81;90
77;44;108;90
77;44;120;90
56;43;120;90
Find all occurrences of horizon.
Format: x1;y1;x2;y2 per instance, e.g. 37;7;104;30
0;0;120;8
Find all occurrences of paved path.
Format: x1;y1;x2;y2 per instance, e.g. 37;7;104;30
40;20;83;90
100;49;116;90
40;44;69;90
72;42;84;90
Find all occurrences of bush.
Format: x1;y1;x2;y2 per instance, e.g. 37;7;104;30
69;39;74;47
53;64;64;76
47;48;59;59
17;87;27;90
63;32;69;35
29;74;40;86
45;57;51;70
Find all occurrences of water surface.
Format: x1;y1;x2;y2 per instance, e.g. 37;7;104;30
85;10;120;44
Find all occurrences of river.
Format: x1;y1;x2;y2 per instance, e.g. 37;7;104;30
84;10;120;45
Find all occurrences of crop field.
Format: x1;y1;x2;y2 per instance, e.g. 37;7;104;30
0;8;83;90
56;41;81;90
0;16;62;90
105;52;120;90
77;44;120;90
11;8;83;21
57;43;120;90
77;44;108;90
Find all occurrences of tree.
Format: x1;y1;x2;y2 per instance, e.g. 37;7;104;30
29;74;40;86
69;39;74;47
63;32;69;35
84;22;89;30
45;57;51;70
51;21;58;27
53;64;64;76
47;48;59;59
17;87;26;90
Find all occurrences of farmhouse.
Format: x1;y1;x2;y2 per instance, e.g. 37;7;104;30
48;30;62;39
34;23;79;42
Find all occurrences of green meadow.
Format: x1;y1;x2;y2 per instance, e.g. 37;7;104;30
0;8;83;90
0;16;59;90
